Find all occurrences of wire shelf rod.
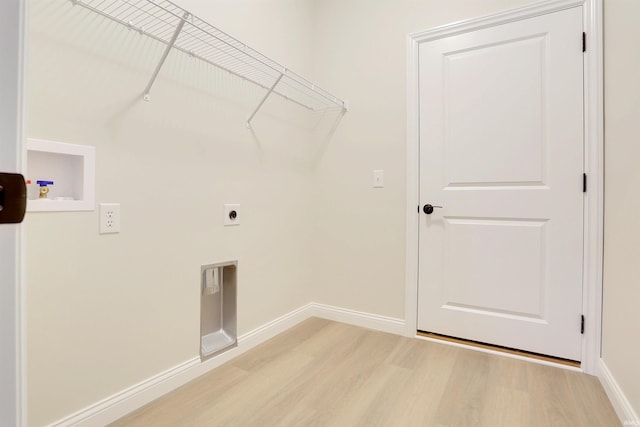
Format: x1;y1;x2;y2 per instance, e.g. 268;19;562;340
143;11;188;100
71;0;347;112
78;0;319;97
246;73;284;128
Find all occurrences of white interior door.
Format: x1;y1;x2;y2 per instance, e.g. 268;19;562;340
1;1;26;425
417;6;584;361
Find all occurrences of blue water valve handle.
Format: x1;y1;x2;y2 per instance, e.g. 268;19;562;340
36;180;54;187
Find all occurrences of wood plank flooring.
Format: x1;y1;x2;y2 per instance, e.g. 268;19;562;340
416;331;580;368
111;318;620;427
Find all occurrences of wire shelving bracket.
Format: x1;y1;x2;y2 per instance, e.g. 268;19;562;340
71;0;348;127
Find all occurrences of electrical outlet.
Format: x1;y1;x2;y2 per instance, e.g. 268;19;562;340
224;204;240;226
99;203;120;234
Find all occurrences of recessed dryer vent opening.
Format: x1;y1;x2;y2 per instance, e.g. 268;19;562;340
200;261;237;360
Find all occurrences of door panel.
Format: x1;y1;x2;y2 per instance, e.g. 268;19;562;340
443;218;546;319
445;35;546;186
417;6;584;361
1;1;25;424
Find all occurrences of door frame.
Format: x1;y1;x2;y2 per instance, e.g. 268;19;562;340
0;0;28;425
405;0;603;375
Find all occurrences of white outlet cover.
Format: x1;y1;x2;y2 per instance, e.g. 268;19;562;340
224;204;240;226
373;170;384;188
99;203;121;234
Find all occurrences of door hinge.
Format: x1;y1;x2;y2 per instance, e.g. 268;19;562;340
583;173;587;193
582;32;586;52
581;315;585;334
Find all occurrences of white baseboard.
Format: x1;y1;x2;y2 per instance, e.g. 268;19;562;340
237;303;313;348
52;357;201;427
599;358;640;426
50;304;313;427
308;303;406;335
49;303;405;426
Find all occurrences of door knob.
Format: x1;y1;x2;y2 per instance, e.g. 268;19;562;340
0;173;27;224
423;204;442;215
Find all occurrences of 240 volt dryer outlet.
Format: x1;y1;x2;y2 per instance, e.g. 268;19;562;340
224;204;240;226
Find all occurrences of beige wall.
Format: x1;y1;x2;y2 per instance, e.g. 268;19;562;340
26;0;640;424
311;0;639;417
602;0;640;417
26;0;319;424
309;0;534;318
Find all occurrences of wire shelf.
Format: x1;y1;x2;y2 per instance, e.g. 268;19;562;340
72;0;347;125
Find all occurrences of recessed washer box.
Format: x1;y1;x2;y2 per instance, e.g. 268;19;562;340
26;138;95;212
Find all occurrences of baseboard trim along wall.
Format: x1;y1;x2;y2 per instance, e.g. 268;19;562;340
309;303;406;336
50;303;405;426
599;358;640;426
51;357;201;427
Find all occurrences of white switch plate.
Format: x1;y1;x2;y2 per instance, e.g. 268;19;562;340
373;170;384;188
99;203;120;234
224;204;240;226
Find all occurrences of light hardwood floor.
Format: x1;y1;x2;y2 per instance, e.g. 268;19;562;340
112;318;620;426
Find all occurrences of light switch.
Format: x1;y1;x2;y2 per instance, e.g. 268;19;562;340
373;170;384;188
